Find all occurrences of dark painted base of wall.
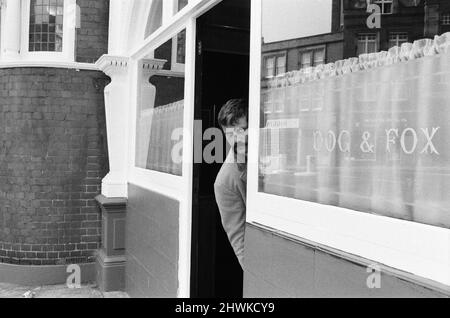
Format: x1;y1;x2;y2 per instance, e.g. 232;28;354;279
243;223;450;298
95;250;126;292
0;262;95;286
125;184;179;298
95;195;127;292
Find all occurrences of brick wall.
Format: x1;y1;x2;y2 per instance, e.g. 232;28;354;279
76;0;109;63
0;67;109;266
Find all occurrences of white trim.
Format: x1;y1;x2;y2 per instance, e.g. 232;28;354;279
127;18;197;297
247;0;450;287
130;0;223;60
128;168;186;201
1;0;21;60
0;60;98;70
125;0;225;298
20;0;76;63
178;17;196;298
163;0;176;25
0;5;2;58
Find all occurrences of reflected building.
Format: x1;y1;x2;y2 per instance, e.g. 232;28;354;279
343;0;450;57
262;0;450;78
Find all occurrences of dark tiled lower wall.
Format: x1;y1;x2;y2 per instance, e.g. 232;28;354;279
244;224;449;298
125;184;179;298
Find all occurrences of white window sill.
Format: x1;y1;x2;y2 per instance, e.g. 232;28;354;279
0;59;99;70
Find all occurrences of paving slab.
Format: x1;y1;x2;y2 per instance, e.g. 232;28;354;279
0;283;129;298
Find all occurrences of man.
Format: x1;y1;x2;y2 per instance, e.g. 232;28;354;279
214;99;248;269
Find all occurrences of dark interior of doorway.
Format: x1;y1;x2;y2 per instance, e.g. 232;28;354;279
191;0;250;298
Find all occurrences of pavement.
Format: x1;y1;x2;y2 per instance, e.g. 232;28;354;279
0;283;129;298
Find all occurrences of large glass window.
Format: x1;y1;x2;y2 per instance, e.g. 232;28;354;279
259;0;450;228
29;0;64;52
135;30;186;176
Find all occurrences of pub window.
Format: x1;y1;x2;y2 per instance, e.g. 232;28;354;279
259;0;450;229
388;32;408;48
29;0;64;52
442;13;450;26
357;33;378;55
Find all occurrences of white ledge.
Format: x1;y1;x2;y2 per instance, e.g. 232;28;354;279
155;69;185;78
96;55;130;76
0;60;99;70
142;58;167;71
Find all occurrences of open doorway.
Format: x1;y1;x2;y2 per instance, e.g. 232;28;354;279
191;0;251;298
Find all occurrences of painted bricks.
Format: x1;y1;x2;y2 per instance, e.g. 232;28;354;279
0;67;109;266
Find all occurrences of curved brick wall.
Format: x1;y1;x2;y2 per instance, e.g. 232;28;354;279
0;67;109;266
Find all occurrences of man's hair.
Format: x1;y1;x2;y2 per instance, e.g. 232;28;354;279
217;99;248;129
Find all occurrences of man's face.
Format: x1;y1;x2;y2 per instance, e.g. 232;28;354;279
223;117;248;160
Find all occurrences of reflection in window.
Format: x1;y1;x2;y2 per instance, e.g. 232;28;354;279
176;29;186;64
259;0;450;228
389;32;408;48
276;55;286;75
442;13;450;25
344;0;367;10
357;33;378;55
374;0;393;14
136;30;186;176
264;54;286;78
29;0;64;52
265;57;275;78
177;0;188;12
299;48;325;70
145;0;163;38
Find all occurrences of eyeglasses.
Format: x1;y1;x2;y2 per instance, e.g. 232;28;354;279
224;127;248;137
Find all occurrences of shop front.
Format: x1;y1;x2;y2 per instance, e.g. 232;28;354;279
97;0;450;297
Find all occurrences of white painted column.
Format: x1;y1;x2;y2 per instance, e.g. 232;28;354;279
96;55;165;198
1;0;21;60
96;55;131;198
107;0;127;55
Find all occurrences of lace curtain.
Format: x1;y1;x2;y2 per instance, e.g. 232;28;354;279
137;100;184;176
260;33;450;228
